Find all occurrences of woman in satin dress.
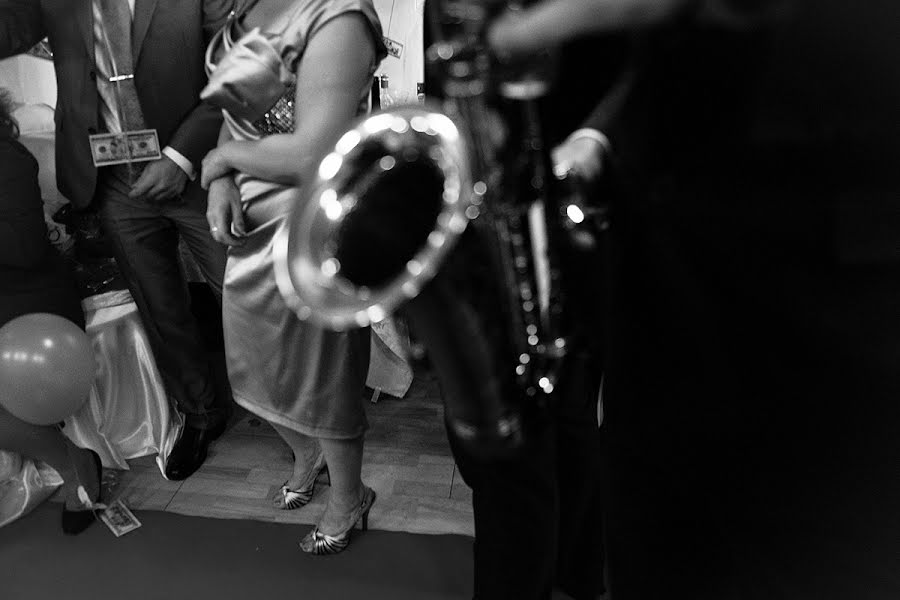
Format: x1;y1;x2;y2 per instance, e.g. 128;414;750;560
199;0;386;554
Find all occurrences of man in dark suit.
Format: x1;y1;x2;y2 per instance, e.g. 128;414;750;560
490;1;900;598
425;15;625;600
0;0;236;480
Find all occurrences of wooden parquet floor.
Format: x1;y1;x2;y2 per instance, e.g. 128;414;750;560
102;368;475;537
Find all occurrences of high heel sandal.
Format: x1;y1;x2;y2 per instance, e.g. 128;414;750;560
275;451;329;510
61;449;104;535
299;486;376;555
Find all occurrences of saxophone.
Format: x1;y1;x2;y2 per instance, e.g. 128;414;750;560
273;0;604;457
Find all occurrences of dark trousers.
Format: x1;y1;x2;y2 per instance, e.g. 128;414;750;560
446;352;605;600
603;173;900;599
96;166;229;430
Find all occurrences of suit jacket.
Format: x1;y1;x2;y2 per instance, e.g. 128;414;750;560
0;0;234;209
583;0;900;264
536;35;629;148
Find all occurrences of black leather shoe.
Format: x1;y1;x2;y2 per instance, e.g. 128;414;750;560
62;449;103;535
164;419;228;481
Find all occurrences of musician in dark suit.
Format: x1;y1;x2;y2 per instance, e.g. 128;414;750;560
430;17;626;600
490;0;900;598
0;0;236;480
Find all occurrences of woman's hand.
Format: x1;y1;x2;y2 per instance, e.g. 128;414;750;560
201;146;233;190
205;176;246;246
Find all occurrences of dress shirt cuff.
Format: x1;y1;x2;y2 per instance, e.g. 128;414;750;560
162;146;196;180
567;128;612;156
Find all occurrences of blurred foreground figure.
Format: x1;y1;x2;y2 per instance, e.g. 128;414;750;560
490;1;900;598
0;90;102;535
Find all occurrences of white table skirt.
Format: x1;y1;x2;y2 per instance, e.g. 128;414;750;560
63;290;182;475
0;450;63;529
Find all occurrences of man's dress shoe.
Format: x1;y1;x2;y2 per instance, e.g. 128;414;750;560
164;420;228;481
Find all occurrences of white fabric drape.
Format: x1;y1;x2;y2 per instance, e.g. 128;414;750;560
62;290;181;475
369;317;413;398
0;451;63;529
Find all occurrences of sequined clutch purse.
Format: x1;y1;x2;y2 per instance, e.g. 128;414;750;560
200;27;292;123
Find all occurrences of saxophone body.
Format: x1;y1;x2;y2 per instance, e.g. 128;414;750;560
274;0;604;456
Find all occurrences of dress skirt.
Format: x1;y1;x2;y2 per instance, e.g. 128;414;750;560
222;184;371;439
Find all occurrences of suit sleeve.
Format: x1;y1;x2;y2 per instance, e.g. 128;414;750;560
161;0;234;168
580;37;665;177
581;59;637;142
0;0;46;58
581;0;786;150
0;153;49;269
201;0;235;39
164;101;223;168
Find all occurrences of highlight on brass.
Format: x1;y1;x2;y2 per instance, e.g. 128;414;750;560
274;106;477;330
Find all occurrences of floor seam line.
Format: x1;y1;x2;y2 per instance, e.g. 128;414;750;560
163;479;186;512
448;465;456;499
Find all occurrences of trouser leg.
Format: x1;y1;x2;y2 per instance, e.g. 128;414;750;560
165;184;232;410
166;182;226;301
555;353;606;600
96;169;224;430
447;411;559;600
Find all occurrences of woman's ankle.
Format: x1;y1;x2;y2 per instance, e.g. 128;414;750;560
285;447;324;489
316;484;369;534
328;484;366;513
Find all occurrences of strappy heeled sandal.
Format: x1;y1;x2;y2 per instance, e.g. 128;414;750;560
274;451;329;510
299;487;376;555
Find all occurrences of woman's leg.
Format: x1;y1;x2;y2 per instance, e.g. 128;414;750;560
317;435;366;533
270;423;323;490
0;407;100;508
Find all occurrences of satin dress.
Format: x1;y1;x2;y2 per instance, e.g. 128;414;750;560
203;0;386;438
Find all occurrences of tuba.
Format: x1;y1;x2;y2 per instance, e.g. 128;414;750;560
273;0;605;457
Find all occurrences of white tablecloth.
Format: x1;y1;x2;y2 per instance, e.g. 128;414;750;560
0;450;63;529
63;290;182;474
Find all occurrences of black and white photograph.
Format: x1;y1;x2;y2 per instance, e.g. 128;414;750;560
0;1;897;599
